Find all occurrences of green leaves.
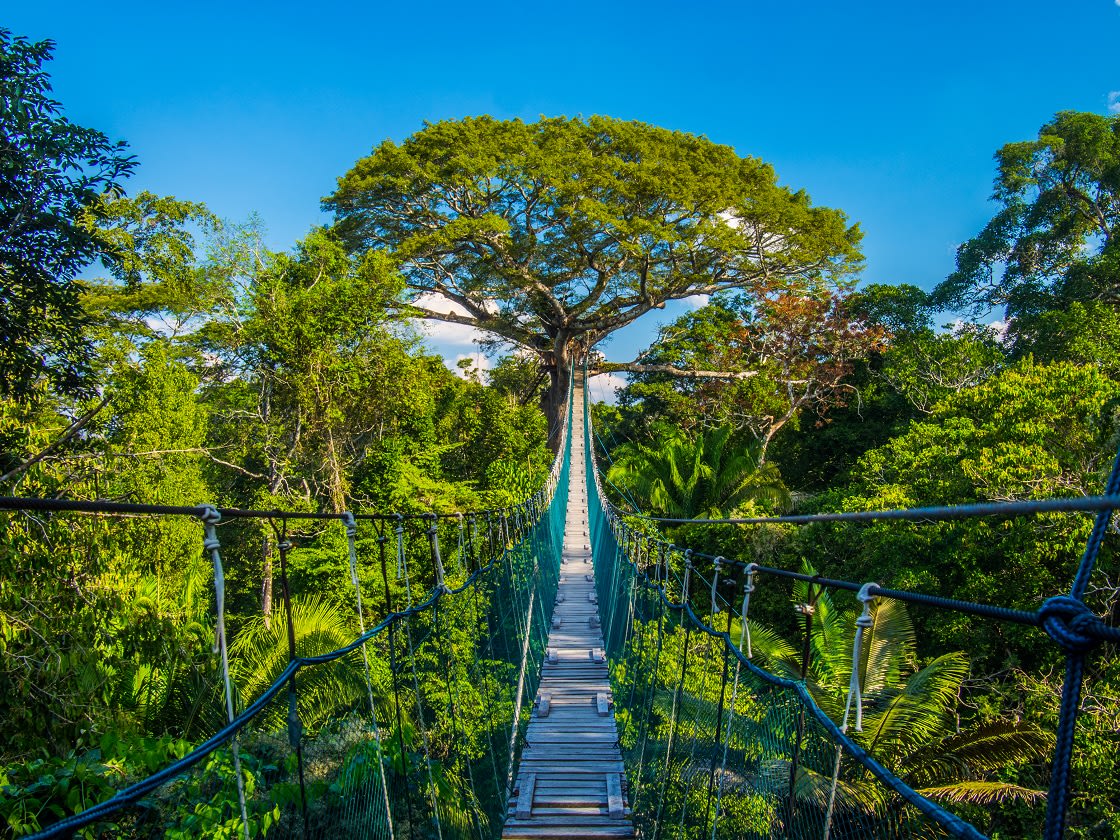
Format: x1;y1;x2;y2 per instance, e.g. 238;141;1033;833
0;28;136;401
933;110;1120;321
606;425;790;519
328;116;863;434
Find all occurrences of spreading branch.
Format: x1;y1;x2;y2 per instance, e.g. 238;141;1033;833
594;362;764;381
0;395;111;484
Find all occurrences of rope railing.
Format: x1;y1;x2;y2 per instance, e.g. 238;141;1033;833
5;377;575;840
582;374;1119;840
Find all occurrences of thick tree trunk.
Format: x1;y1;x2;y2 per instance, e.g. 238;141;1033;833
540;335;582;452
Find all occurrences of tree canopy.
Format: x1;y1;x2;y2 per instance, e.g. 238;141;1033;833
326;115;862;432
0;29;135;400
932;111;1120;320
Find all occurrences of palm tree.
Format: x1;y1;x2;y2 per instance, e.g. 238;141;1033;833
230;595;372;732
607;425;790;519
747;569;1051;818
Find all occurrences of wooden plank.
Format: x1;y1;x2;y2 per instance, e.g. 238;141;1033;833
596;692;611;716
606;773;624;820
515;772;536;819
503;826;633;837
535;691;551;717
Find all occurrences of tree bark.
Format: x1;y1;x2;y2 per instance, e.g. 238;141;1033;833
540;334;581;451
596;362;763;381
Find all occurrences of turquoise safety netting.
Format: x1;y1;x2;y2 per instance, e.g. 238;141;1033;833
14;389;572;840
582;385;980;840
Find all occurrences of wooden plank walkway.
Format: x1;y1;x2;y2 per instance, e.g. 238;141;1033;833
503;383;634;839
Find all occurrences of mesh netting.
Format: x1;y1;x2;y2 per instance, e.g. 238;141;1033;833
583;389;982;840
24;404;571;840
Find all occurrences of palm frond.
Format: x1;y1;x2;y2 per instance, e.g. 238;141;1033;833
860;599;916;697
916;781;1047;805
860;653;967;757
900;721;1053;786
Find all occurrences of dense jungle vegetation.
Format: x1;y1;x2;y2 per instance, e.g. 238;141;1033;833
2;26;1119;839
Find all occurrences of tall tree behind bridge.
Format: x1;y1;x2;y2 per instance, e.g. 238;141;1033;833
0;29;135;400
326;115;862;438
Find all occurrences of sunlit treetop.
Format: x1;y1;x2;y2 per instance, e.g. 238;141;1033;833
326;115;863;430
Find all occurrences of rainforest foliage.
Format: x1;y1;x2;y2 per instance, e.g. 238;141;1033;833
1;26;1118;839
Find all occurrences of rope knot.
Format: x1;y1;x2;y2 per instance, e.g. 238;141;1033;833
744;563;758;595
1040;596;1104;654
711;556;724;615
855;582;878;629
199;505;221;526
341;511;357;538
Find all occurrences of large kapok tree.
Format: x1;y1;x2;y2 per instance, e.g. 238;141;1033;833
326;116;862;438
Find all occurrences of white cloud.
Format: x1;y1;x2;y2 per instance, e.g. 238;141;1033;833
587;372;626;405
682;294;710;309
987;320;1010;342
412;291;471;317
452;352;492;381
1109;91;1120;114
410;291;494;370
417;317;485;349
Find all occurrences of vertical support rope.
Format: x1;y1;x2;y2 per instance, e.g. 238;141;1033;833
455;513;465;575
378;520;415;830
787;581;821;834
427;513;448;592
710;574;753;840
741;563;757;659
394;514;407;598
1044;443;1120;840
342;512;395;840
823;582;878;840
199;506;250;840
506;565;537;798
272;521;310;838
703;570;734;837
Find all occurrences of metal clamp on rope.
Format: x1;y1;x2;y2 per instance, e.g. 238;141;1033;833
427;513;448;592
843;582;879;733
742;563;758;658
341;511;360;588
711;556;725;616
795;599;816;617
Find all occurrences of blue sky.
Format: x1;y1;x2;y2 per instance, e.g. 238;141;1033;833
7;1;1120;389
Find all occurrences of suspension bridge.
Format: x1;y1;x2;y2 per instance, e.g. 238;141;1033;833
2;372;1119;839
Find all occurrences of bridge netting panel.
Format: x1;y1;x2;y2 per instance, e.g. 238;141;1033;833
21;398;572;840
582;392;978;840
